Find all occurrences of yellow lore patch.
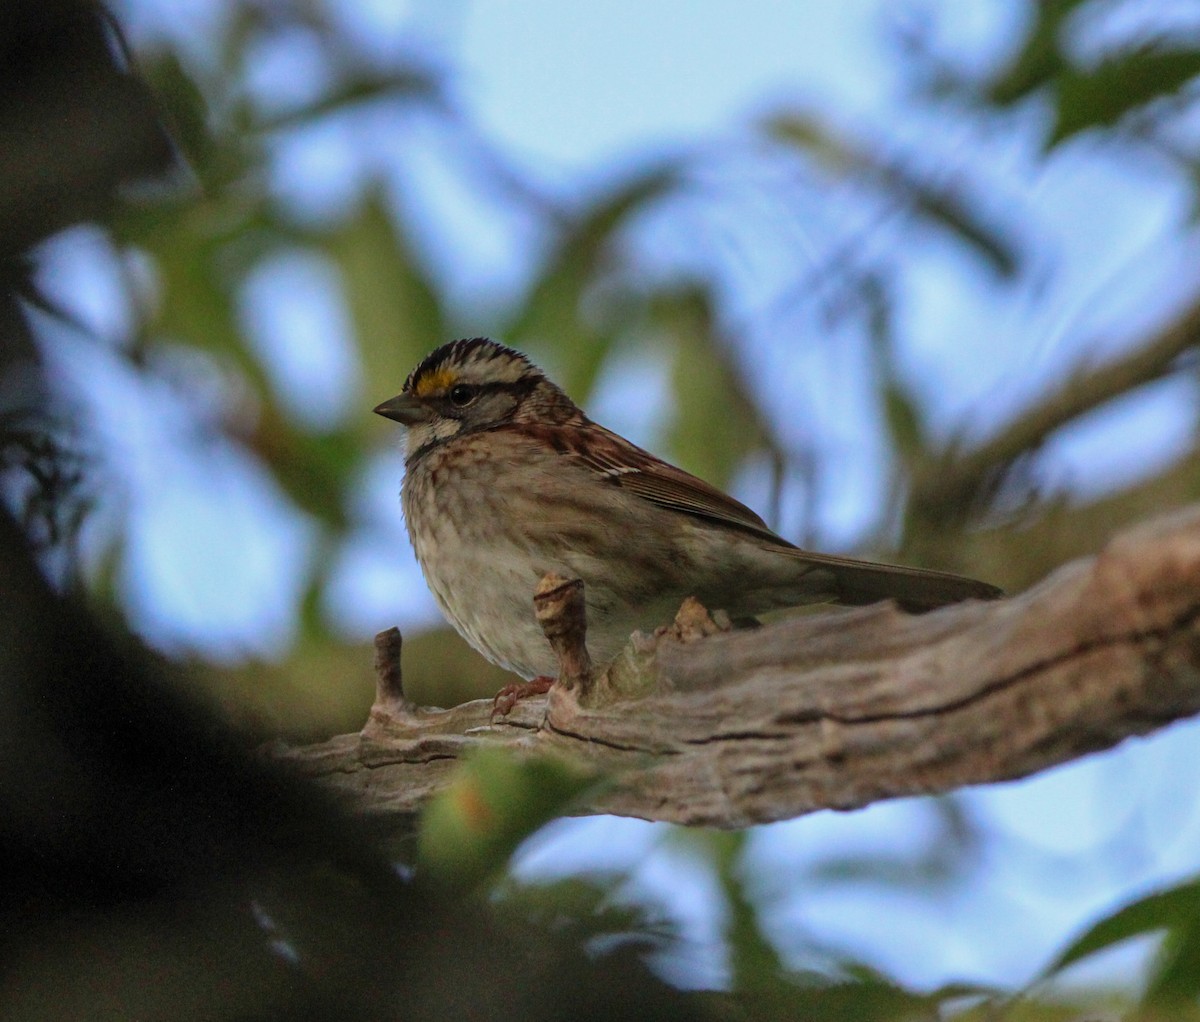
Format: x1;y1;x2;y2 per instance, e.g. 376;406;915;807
412;367;456;397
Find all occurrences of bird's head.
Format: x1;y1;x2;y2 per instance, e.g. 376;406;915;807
374;338;579;457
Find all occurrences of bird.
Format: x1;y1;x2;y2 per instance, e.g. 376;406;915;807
374;337;1000;693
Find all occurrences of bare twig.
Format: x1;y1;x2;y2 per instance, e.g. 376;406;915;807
277;504;1200;829
368;627;410;718
533;572;593;696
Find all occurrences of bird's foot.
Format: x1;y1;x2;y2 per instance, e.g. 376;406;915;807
491;675;555;718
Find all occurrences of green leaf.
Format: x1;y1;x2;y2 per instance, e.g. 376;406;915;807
862;275;929;469
764;112;860;176
323;188;445;400
699;830;789;994
242;414;360;529
984;0;1088;105
418;749;599;889
745;971;952;1022
140;50;216;176
147;256;259;386
657;287;768;491
116;187;282;389
1051;47;1200;144
1144;909;1200;1009
1039;879;1200;979
506;161;681;399
259;64;444;131
882;384;927;467
979;0;1200;147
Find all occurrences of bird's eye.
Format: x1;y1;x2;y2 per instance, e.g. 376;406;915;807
448;383;477;407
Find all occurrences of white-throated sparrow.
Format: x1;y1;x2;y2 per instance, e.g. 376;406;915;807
375;338;1000;683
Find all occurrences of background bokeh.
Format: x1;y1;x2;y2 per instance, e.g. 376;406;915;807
10;0;1200;1015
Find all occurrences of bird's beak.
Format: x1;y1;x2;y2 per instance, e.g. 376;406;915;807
373;393;431;425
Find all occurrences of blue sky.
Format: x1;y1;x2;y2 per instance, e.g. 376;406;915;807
44;0;1200;994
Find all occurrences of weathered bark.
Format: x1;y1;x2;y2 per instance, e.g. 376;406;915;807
276;504;1200;829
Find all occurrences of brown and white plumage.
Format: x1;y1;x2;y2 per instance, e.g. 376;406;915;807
375;338;1000;680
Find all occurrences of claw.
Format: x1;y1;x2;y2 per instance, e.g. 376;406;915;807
491;675;554;718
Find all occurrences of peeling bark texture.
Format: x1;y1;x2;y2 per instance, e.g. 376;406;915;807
276;505;1200;829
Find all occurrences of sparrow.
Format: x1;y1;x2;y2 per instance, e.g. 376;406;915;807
375;338;1000;686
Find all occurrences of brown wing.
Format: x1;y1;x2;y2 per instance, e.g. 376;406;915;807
536;422;1001;611
568;424;788;544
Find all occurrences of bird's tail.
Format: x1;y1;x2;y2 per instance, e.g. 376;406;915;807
790;549;1002;613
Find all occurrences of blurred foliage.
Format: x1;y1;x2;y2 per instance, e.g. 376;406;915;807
418;749;599;888
981;0;1200;146
7;0;1200;1017
20;0;1198;726
765;112;1023;278
1039;877;1200;1013
0;410;92;571
495;872;683;967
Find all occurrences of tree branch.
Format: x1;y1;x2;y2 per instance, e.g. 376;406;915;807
277;504;1200;829
912;292;1200;518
